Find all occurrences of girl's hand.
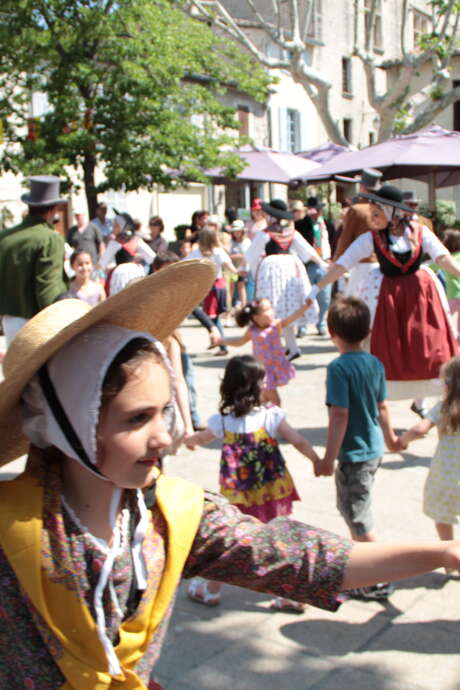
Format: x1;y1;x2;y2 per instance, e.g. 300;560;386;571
184;433;197;450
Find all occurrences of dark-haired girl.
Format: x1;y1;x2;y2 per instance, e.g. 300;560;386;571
215;297;311;405
185;354;320;609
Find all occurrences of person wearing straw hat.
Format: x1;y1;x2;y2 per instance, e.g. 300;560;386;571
1;260;460;687
309;185;460;402
0;175;68;346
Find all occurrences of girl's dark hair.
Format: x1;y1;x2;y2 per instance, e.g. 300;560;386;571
219;355;265;417
235;300;263;327
100;339;161;408
439;355;460;434
442;229;460;254
149;215;164;233
70;249;93;266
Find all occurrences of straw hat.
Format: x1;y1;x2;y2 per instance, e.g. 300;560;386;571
0;259;216;465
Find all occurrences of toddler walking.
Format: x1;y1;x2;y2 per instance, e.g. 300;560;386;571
186;354;319;610
214;297;310;406
400;356;460;568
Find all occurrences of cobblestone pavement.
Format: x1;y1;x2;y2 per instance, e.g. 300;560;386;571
1;324;459;689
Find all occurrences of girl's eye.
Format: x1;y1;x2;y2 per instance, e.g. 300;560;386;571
162;402;174;417
128;412;150;425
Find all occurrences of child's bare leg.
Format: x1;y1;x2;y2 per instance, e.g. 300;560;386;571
238;280;247;305
262;388;281;406
436;522;454;541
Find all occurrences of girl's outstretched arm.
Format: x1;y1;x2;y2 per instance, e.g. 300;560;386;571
342;540;460;590
399;418;434;449
217;328;251;348
279;301;310;330
185;427;216;450
277;419;320;465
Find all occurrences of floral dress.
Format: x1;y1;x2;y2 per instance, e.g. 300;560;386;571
250;321;295;390
208;406;300;522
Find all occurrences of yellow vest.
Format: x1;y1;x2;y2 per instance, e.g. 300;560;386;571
0;469;204;689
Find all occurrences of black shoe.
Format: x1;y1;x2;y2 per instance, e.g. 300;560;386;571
346;582;395;601
214;348;229;356
410;402;427;419
193;423;206;431
288;351;301;362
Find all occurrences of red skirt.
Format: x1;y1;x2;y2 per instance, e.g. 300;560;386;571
371;270;458;381
203;277;227;317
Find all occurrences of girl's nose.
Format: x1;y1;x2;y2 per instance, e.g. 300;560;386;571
149;416;172;450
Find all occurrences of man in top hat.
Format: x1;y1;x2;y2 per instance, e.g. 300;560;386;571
0;175;68;345
332;168;383;298
402;191;433;232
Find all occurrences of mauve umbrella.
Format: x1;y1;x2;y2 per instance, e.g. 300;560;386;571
207;145;320;185
292;126;460;205
296;141;353;165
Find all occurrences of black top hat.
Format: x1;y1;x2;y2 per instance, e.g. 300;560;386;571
359;184;413;212
335;168;382;190
306;196;324;209
261;199;293;220
21;175;64;207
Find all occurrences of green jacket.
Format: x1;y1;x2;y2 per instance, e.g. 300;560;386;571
0;214;68;318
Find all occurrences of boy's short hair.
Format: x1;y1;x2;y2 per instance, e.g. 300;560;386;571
152;250;179;271
327;296;370;344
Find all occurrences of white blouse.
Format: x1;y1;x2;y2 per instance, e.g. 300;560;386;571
245;229;323;276
337;227;447;272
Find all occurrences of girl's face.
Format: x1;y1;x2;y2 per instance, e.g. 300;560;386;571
179;241;192;257
253;299;274;328
72;252;93;279
232;230;244;242
96;358;172;488
369;204;388;231
149;222;162;239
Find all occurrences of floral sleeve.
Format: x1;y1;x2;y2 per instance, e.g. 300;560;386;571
183;493;352;612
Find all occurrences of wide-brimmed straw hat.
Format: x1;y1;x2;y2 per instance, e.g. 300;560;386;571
0;259;215;466
359;184;413;212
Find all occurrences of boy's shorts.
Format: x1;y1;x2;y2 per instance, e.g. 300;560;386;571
335;457;382;537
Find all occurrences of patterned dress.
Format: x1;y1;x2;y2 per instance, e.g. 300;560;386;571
0;459;352;689
250;321;295;390
209;406;299;522
424;402;460;525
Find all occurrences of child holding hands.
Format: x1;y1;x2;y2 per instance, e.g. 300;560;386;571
186;354;320;610
214;297;311;406
400;356;460;557
316;296;400;600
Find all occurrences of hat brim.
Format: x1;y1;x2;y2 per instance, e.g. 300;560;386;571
261;202;293;220
0;259;216;465
21;193;64;206
359;191;413;212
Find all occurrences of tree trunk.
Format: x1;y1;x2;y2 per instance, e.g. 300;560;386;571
83;152;98;219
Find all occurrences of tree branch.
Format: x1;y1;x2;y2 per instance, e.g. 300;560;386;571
405;84;460;133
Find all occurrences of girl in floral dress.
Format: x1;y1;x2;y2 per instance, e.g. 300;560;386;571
185;354;320;611
215;297;310;405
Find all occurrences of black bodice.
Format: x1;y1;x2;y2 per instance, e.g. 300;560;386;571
373;229;422;277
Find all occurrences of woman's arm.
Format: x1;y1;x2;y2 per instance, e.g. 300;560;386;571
315;231;374;292
436;253;460;278
291;231;324;265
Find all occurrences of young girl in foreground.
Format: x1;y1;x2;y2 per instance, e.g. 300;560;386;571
1;262;460;688
67;249;106;305
400;356;460;558
186;354;319;610
215;297;310;405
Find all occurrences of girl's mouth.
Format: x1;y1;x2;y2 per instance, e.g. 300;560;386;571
137;457;158;466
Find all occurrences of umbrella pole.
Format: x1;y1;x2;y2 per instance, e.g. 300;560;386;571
428;171;436;213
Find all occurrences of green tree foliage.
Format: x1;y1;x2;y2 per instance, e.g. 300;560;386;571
0;0;269;213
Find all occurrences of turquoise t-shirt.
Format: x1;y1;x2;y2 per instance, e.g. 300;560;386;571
326;351;386;463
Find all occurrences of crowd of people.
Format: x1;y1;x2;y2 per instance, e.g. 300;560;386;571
0;173;459;688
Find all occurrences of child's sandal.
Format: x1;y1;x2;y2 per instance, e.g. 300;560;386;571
187;578;221;606
269;596;305;613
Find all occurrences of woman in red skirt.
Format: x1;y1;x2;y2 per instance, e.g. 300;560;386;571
311;185;460;401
